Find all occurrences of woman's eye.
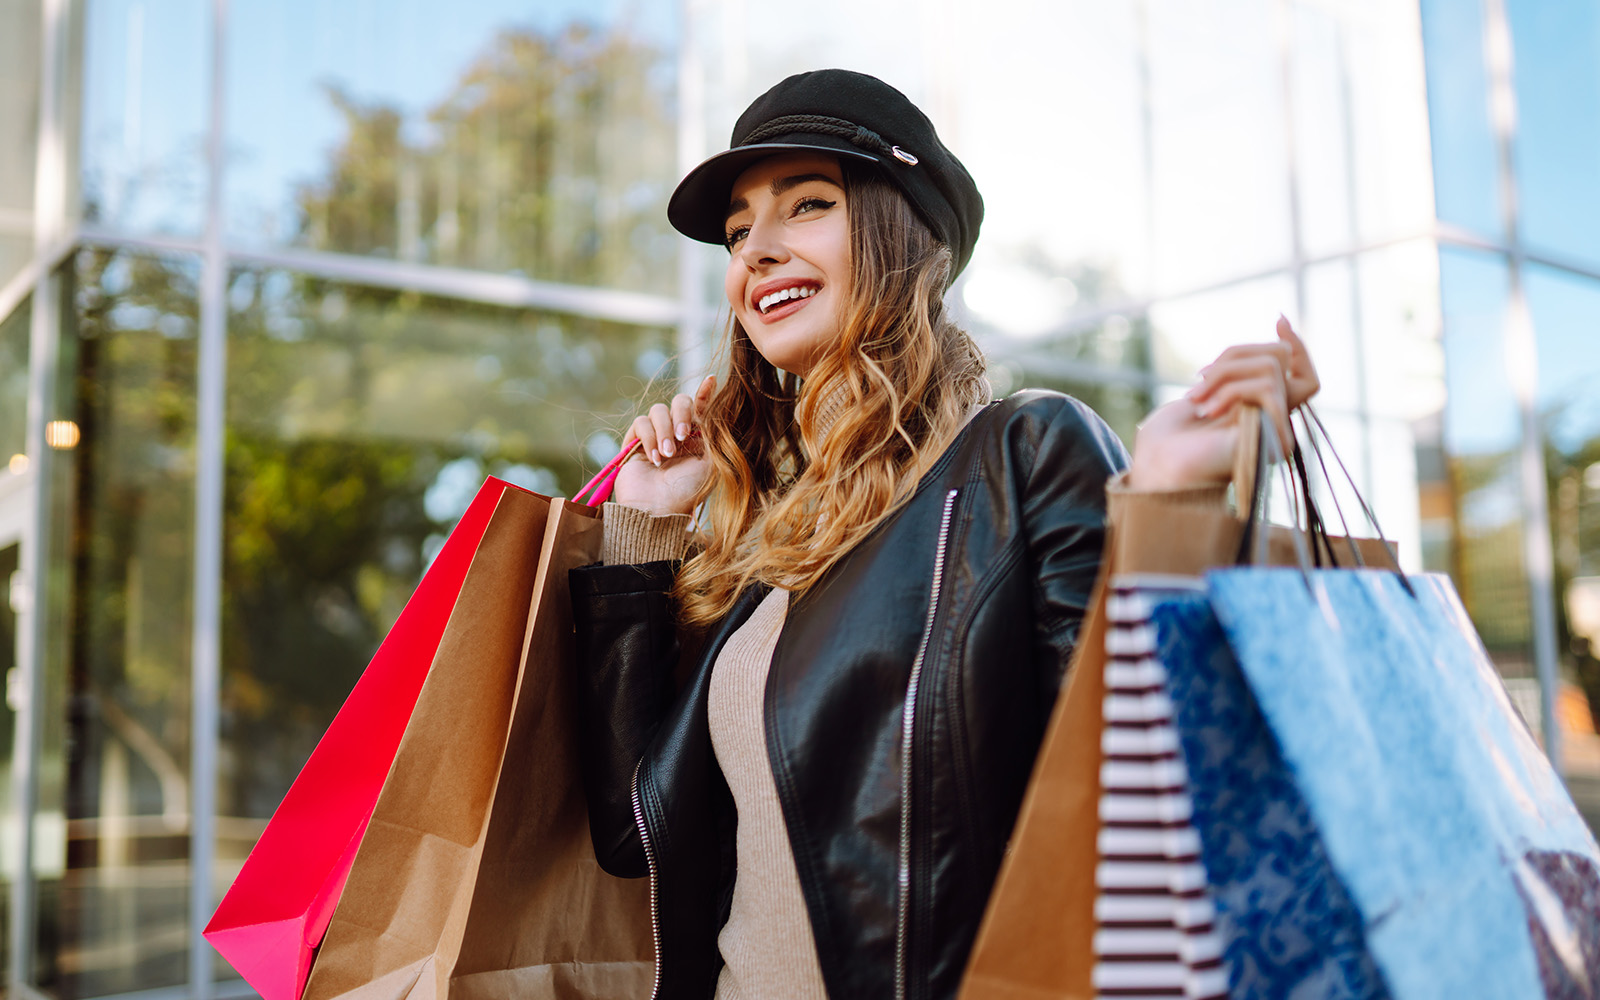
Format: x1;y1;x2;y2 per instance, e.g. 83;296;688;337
724;225;749;250
793;197;837;217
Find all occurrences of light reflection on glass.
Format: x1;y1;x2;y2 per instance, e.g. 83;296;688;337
32;249;199;998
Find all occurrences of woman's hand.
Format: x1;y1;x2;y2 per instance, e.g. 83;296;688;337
1125;316;1318;491
610;374;717;516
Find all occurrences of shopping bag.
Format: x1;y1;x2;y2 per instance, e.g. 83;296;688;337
960;409;1391;1000
445;498;653;999
1190;566;1600;998
1116;576;1391;999
204;479;519;1000
1091;580;1232;1000
304;490;654;1000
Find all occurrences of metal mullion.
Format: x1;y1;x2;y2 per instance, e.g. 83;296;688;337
1036;229;1442;344
1481;0;1562;770
225;244;681;327
0;236;76;327
188;0;228;996
77;226;205;258
675;0;709;390
1434;221;1600;285
76;226;685;329
10;0;70;988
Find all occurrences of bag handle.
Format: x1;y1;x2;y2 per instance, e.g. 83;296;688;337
573;438;643;507
1297;405;1415;595
1235;403;1415;597
1238;409;1318;586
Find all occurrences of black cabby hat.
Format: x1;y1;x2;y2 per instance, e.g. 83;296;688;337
667;68;984;279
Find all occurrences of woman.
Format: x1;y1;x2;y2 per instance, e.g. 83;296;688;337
571;69;1317;1000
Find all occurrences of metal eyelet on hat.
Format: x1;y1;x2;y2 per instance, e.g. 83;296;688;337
892;146;919;166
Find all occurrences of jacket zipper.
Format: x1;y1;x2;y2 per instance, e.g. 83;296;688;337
631;756;663;1000
896;487;959;1000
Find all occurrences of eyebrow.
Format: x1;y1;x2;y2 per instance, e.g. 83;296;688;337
724;173;843;222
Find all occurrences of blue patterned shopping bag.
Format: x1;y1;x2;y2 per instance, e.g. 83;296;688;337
1133;567;1600;1000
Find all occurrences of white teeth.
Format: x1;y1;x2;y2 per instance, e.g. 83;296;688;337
758;285;817;313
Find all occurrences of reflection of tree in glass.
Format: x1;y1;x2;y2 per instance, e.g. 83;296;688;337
63;247;200;823
1544;399;1600;729
217;269;672;819
296;22;678;295
1449;411;1600;730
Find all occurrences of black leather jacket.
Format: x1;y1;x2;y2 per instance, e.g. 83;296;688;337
570;390;1128;1000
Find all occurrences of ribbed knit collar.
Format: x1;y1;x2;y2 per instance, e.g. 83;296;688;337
806;380;852;449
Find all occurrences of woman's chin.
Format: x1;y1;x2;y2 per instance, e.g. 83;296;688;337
745;318;834;376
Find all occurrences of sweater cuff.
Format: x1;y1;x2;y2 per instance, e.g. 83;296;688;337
600;502;694;564
1105;470;1231;523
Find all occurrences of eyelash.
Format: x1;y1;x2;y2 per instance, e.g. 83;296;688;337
724;196;838;250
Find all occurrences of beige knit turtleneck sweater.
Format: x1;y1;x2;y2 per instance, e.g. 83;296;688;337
599;385;852;999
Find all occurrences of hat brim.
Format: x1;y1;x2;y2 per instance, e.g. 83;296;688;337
667;138;881;247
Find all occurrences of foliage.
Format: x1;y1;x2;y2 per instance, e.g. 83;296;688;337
296;21;679;295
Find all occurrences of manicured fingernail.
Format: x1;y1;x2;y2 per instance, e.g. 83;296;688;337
660;438;674;457
650;450;661;466
676;423;689;441
1194;403;1209;418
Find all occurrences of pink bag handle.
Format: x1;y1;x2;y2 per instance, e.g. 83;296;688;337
573;438;644;507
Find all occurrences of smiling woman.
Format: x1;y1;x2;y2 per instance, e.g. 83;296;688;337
570;68;1321;1000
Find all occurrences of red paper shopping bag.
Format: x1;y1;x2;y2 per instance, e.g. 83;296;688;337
204;479;520;1000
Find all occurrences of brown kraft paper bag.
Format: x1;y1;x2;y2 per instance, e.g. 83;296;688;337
959;409;1393;1000
305;490;652;1000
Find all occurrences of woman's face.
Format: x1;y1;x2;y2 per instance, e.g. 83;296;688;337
722;152;850;378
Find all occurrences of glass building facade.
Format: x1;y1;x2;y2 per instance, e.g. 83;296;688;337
0;0;1596;995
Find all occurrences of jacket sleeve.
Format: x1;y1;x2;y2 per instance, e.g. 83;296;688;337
569;559;681;878
1018;396;1130;698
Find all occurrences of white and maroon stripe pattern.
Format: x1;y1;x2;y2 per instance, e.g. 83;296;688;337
1093;580;1228;1000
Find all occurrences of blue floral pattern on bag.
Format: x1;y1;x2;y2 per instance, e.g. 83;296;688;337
1145;590;1390;1000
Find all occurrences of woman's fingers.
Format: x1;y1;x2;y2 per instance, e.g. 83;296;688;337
649;403;675;460
1189;318;1321;412
669;393;696;442
1276;315;1320;408
694;372;717;413
621;374;718;468
1192;374;1293;454
1187;354;1284;412
627;414;659;465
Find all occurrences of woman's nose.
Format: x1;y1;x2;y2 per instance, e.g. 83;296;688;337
738;217;788;268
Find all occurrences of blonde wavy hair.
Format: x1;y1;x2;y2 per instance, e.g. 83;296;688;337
672;162;990;628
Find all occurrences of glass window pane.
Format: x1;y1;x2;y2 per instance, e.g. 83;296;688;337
81;0;211;235
702;0;1157;309
214;271;674;929
1419;0;1505;242
1291;1;1435;258
0;0;39;288
985;311;1154;449
2;297;30;470
1147;271;1297;385
1525;264;1600;750
1146;0;1292;293
1302;240;1444;572
225;2;680;294
1506;0;1600;271
1438;246;1532;675
33;248;198;997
